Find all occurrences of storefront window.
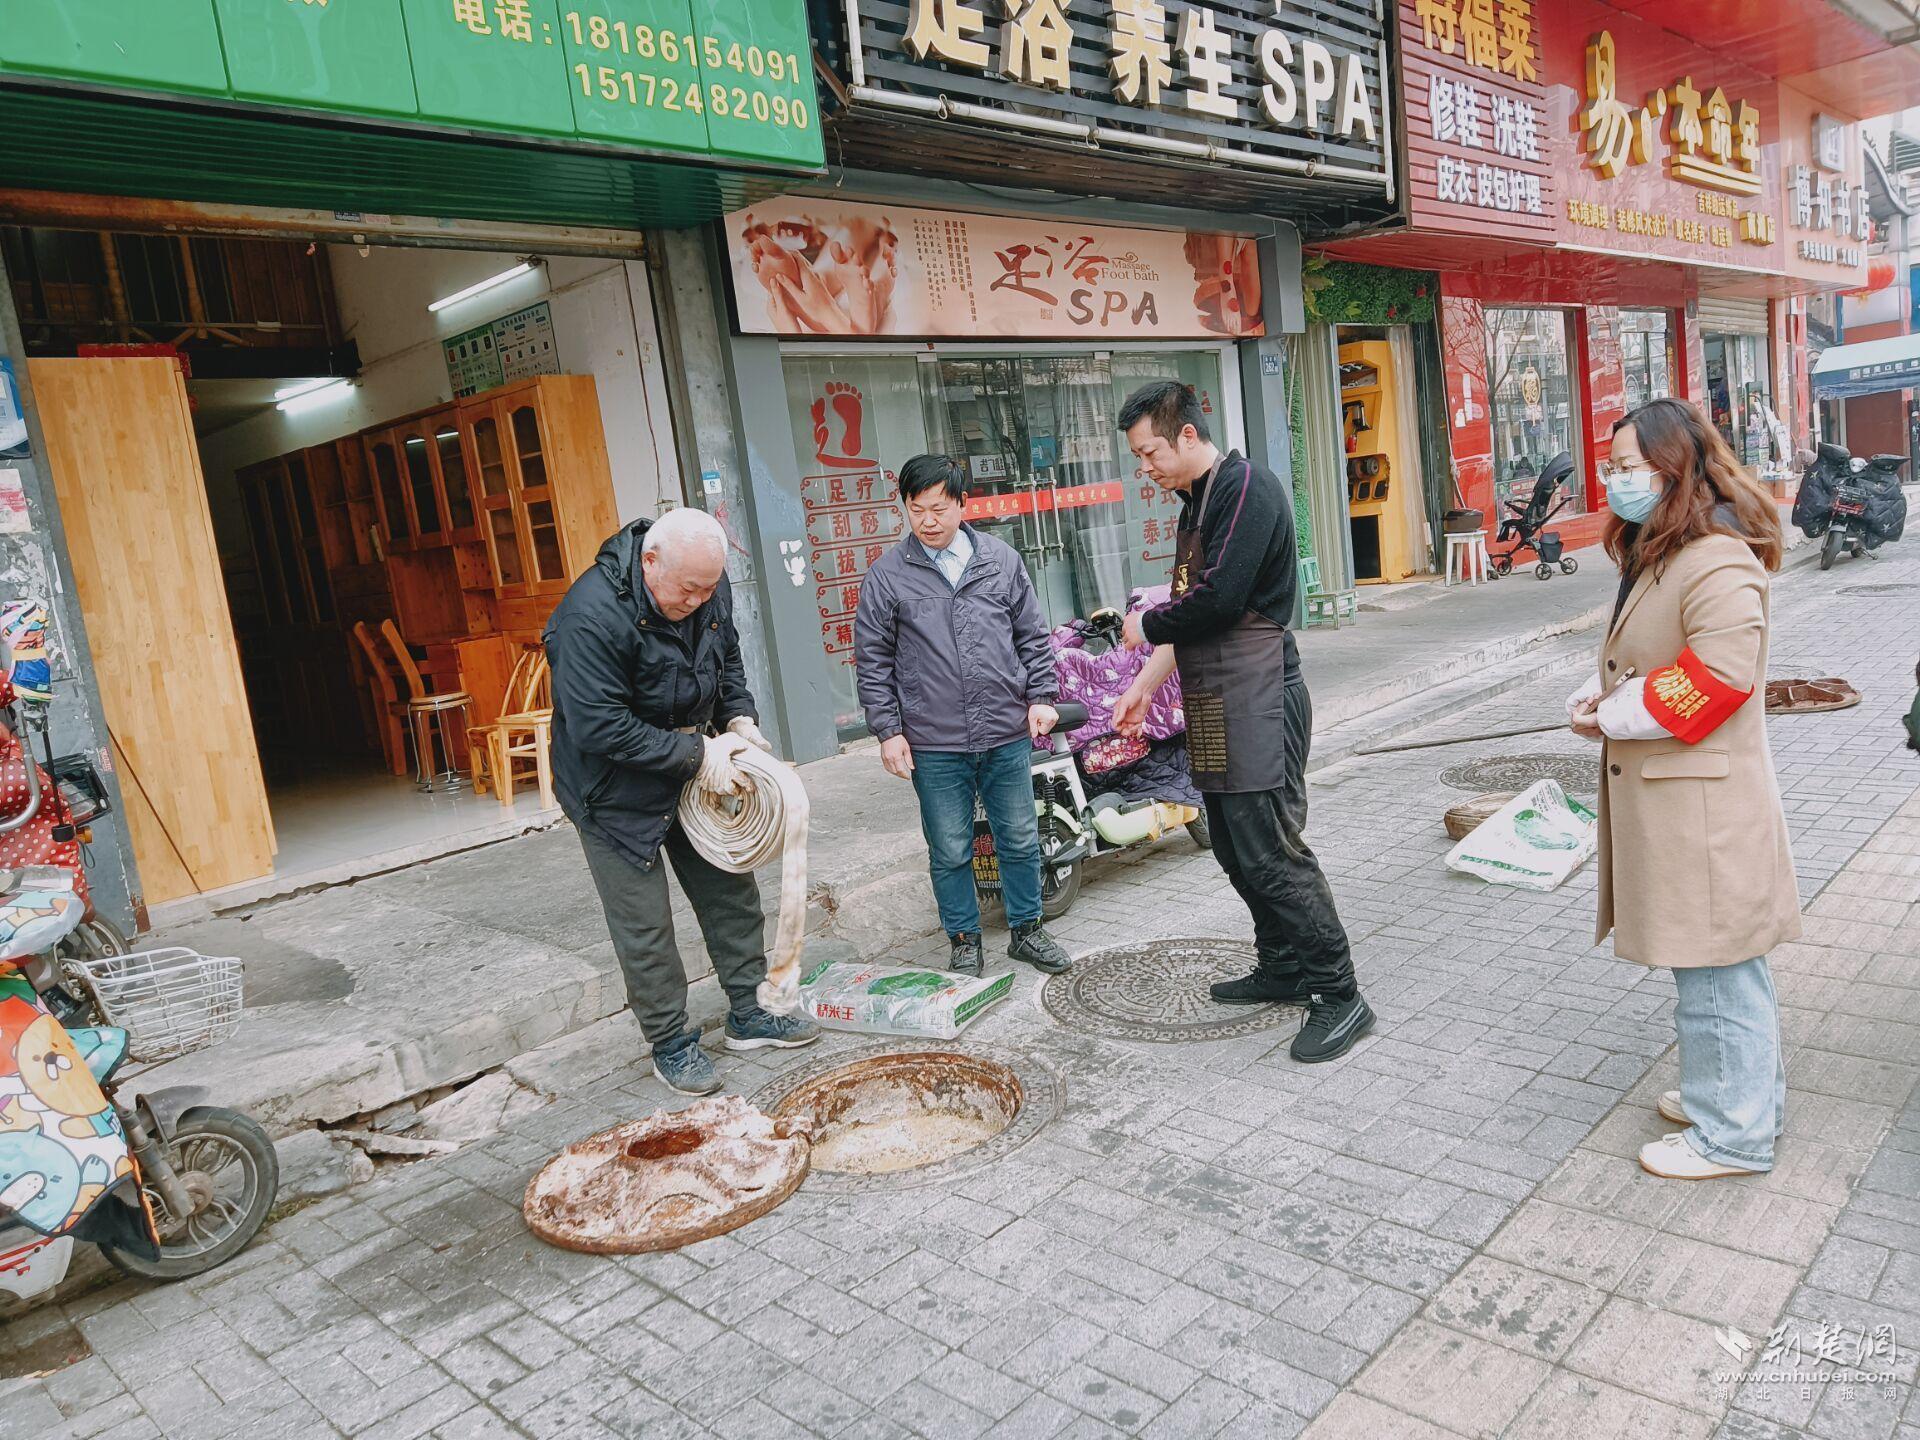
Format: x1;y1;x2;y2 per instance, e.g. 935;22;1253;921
1484;308;1586;516
782;347;1229;738
1705;333;1779;470
1618;309;1673;413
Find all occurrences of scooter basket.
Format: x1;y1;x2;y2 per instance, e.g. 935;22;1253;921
62;947;242;1063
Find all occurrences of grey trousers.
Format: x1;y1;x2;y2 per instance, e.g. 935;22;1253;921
577;823;769;1049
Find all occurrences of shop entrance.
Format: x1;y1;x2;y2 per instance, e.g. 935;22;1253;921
8;222;674;908
778;344;1241;738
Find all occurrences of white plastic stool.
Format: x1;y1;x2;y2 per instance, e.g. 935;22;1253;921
1445;529;1489;586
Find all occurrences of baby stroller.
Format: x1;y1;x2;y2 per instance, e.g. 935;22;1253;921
1490;450;1580;580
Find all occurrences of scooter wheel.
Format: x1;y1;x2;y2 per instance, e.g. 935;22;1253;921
1186;814;1212;850
99;1108;279;1283
1821;528;1843;571
1040;858;1083;920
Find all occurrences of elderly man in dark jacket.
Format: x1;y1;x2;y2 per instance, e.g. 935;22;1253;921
545;507;818;1096
854;455;1072;977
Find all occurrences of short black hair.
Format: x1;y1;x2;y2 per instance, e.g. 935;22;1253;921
899;453;967;503
1118;380;1210;444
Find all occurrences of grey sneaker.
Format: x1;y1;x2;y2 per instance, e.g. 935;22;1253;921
652;1037;723;1095
1008;921;1071;973
724;1008;823;1053
950;932;984;976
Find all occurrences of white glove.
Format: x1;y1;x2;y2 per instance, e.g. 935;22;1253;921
1565;672;1604;720
1595;676;1668;741
697;732;752;794
727;716;774;753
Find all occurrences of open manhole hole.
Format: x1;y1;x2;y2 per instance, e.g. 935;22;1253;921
1042;938;1297;1043
1440;753;1599;794
751;1042;1060;1193
1837;583;1918;595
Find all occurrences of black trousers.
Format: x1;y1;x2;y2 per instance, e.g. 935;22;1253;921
1202;680;1358;998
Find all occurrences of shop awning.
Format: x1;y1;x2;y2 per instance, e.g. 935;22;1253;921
1811;333;1920;398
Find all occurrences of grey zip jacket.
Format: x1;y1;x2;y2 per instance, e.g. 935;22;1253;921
853;525;1057;752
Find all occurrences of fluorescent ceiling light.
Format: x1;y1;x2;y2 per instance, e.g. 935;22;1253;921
277;378;353;414
428;259;538;313
273;377;337;401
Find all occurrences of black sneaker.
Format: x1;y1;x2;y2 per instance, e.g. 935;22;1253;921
1008;921;1071;973
1289;992;1376;1064
1209;969;1313;1006
950;932;984;976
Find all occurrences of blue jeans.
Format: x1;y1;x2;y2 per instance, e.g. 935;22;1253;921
911;738;1043;934
1673;955;1786;1171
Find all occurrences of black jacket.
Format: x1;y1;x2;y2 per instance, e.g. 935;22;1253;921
1141;449;1301;677
543;519;756;870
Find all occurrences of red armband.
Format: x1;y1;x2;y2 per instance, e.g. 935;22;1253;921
1644;646;1752;744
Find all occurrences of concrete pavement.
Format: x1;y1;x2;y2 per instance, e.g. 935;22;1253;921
2;540;1914;1438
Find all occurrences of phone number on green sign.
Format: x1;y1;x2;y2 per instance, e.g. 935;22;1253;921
563;13;811;130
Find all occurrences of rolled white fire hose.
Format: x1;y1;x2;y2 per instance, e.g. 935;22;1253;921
676;745;809;1015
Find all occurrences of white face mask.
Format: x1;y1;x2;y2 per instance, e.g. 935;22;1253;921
1605;466;1661;524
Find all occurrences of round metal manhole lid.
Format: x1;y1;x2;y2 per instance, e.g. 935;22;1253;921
1837;583;1919;596
1439;753;1600;794
1041;938;1297;1044
748;1041;1062;1194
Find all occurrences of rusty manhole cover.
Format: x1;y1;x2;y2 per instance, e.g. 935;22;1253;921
1766;678;1860;714
1837;583;1917;595
1041;938;1298;1043
1440;753;1600;794
522;1095;810;1253
750;1042;1060;1194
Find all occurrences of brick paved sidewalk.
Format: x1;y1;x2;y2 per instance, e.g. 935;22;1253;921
1;551;1915;1440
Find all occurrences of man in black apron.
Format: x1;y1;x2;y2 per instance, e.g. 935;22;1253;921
1113;380;1374;1064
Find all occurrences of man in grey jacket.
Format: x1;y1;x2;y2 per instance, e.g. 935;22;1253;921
854;455;1073;977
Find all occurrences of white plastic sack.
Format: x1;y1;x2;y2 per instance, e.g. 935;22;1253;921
1444;778;1597;891
797;961;1010;1040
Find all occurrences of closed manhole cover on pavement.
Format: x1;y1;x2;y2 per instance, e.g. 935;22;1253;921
749;1042;1060;1194
1837;583;1918;595
1440;753;1600;794
1042;939;1296;1043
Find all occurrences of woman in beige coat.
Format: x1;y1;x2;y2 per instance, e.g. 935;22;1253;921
1567;397;1798;1180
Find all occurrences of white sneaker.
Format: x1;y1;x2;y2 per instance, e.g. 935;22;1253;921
1657;1090;1691;1126
1637;1132;1759;1180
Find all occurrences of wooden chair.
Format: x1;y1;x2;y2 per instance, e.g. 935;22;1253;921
350;621;411;777
467;646;554;810
379;619;473;792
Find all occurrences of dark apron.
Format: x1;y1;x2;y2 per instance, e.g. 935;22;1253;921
1170;460;1292;794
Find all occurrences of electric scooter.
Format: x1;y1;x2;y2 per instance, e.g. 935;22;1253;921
0;692;277;1300
970;700;1208;920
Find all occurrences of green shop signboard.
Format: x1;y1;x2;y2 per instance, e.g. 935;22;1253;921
0;0;822;170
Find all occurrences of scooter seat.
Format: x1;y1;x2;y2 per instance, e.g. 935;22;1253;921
62;1026;130;1085
0;889;83;964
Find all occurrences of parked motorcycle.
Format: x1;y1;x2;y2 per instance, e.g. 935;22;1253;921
0;689;276;1300
969;599;1210;920
1793;442;1909;570
969;698;1208;920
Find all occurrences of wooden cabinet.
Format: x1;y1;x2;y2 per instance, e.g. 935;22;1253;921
233;452;359;761
363;406;481;553
223;374;616;770
458;376;616;609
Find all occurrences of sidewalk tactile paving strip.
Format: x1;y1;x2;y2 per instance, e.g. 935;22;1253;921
1440;753;1601;794
748;1040;1062;1194
1040;938;1298;1043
